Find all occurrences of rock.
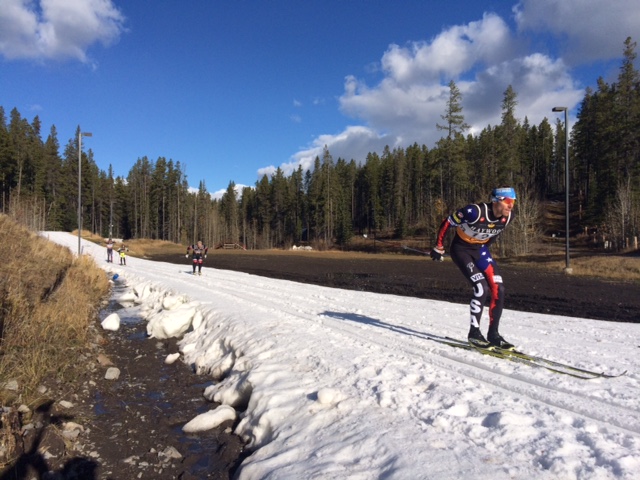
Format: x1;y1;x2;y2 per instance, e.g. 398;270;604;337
3;380;18;391
62;429;81;440
105;367;121;380
160;446;182;459
97;353;114;366
21;423;34;434
64;421;84;432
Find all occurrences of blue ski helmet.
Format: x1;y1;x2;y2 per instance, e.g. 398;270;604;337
491;187;517;203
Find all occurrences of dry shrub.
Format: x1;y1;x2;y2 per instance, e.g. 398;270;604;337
77;230;187;257
4;224;73;309
0;217;110;407
123;238;185;257
504;252;640;283
563;255;640;281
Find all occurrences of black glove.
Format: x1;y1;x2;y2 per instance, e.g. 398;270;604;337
430;246;445;262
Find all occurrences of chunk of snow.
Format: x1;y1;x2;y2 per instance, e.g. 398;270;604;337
165;353;180;364
146;303;198;339
182;405;236;433
101;312;121;331
317;387;343;405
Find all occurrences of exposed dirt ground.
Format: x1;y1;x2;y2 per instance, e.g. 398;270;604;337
3;250;638;480
165;249;640;323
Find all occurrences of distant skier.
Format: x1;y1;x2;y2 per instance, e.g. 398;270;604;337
431;187;516;350
186;240;208;275
117;243;128;266
106;238;114;263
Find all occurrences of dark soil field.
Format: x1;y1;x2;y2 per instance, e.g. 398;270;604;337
6;249;637;480
153;249;640;323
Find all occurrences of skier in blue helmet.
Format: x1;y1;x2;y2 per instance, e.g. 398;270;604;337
431;187;517;349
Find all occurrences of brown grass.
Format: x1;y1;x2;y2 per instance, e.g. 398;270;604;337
502;252;640;282
1;218;110;408
123;238;187;257
77;230;186;258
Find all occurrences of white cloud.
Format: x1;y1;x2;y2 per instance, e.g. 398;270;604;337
258;126;394;179
380;13;515;85
337;47;582;159
340;74;448;141
465;53;583;127
514;0;640;64
0;0;126;62
275;5;600;177
256;165;276;180
211;183;249;201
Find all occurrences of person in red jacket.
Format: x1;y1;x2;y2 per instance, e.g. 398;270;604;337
431;187;516;350
106;238;114;263
186;240;208;275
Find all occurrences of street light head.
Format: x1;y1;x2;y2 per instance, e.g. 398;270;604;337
552;107;567;112
82;132;93;137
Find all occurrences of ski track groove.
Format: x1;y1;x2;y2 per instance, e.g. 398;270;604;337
187;269;640;437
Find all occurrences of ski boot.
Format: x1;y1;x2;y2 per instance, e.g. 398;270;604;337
468;326;491;348
488;332;515;350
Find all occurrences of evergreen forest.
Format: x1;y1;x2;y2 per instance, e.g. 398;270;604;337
2;38;639;256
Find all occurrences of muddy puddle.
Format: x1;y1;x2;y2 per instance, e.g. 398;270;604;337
88;279;245;479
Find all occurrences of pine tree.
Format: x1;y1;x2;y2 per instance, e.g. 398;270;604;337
288;166;305;244
220;181;239;244
435;81;470;203
497;85;521;185
255;174;272;247
615;37;640;181
42;126;64;229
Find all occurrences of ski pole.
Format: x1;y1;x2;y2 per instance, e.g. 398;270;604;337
400;245;430;255
362;234;430;255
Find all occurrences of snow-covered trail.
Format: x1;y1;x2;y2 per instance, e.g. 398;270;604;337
45;232;640;479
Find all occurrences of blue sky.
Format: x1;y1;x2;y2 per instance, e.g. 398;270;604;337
1;0;639;198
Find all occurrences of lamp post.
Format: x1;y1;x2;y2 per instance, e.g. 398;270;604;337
78;131;92;256
552;107;571;274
